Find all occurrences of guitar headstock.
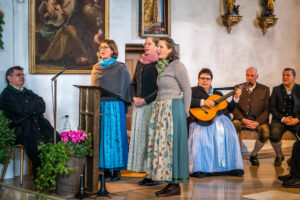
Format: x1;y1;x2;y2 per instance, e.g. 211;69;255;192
236;82;252;90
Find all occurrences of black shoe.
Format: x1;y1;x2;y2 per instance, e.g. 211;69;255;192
282;177;300;188
274;155;284;166
190;172;208;178
104;170;112;179
111;170;121;182
138;178;160;186
278;174;293;182
250;155;259;166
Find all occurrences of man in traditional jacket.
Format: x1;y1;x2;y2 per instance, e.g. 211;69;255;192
269;68;300;167
232;67;270;166
0;66;58;173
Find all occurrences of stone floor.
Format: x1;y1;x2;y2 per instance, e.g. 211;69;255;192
1;156;300;200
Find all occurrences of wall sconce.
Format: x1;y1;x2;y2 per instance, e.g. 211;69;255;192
221;0;243;34
258;0;278;35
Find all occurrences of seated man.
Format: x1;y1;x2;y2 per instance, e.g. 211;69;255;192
233;67;270;166
0;66;58;174
188;68;244;178
269;68;300;166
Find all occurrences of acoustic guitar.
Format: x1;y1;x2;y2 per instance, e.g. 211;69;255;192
189;83;248;122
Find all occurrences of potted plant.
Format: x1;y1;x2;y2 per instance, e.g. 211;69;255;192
0;110;15;166
35;129;92;199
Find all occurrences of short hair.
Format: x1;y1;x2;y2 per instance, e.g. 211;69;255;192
147;36;159;46
159;37;179;60
99;39;118;58
198;68;213;80
6;66;23;84
283;67;296;77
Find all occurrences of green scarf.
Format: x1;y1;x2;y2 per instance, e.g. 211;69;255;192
157;60;169;75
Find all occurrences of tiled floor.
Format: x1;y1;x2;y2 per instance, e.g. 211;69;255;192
2;156;300;200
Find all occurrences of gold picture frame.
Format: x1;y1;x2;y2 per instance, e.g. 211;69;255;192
139;0;171;38
29;0;109;74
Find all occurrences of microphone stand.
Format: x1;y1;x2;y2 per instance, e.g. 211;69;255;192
51;66;74;144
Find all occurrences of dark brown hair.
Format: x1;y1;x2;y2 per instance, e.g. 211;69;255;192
6;66;23;84
159;37;179;60
99;39;118;58
283;67;296;77
198;68;213;80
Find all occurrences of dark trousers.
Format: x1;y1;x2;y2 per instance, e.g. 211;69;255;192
290;141;300;179
269;119;300;143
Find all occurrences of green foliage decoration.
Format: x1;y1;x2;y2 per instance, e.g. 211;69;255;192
35;142;74;199
0;110;16;165
35;130;92;199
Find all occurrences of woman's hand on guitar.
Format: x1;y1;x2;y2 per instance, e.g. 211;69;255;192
234;88;242;98
204;100;215;108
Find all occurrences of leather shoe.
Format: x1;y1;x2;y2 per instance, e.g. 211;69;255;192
138;178;160;186
278;174;293;182
282;177;300;188
274;156;284;166
156;183;181;197
249;155;259;166
155;184;171;196
111;170;121;182
104;170;112;179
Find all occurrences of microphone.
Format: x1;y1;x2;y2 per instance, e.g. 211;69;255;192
51;65;82;81
248;82;253;87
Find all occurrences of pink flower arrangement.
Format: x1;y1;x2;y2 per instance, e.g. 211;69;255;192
60;130;88;144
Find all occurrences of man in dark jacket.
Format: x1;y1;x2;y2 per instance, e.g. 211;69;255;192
270;68;300;168
232;67;270;166
0;66;58;173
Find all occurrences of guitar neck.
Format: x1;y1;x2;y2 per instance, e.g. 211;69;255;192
215;90;236;104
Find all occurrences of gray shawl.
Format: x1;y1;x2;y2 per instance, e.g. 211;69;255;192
91;61;131;103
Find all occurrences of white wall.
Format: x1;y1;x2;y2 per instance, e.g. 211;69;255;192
0;0;300;131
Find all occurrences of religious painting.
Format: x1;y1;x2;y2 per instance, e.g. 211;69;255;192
139;0;171;38
29;0;109;74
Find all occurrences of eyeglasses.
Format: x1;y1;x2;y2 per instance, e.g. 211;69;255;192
99;46;110;50
199;77;211;81
10;73;25;77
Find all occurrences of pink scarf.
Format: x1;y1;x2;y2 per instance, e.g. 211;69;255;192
139;53;159;64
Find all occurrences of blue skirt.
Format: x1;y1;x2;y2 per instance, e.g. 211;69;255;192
99;101;128;171
188;114;243;174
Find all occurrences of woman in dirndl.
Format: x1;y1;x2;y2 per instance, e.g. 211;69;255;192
188;68;244;178
146;37;191;197
91;39;131;181
127;37;159;186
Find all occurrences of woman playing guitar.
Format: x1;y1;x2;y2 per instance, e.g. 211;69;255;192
188;68;244;178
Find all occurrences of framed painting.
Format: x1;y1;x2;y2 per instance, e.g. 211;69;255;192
29;0;109;74
139;0;171;38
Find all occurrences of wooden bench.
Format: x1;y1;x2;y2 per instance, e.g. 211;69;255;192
238;130;296;150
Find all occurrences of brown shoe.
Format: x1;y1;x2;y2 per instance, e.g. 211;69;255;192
156;183;181;197
274;156;284;166
155;184;171;196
